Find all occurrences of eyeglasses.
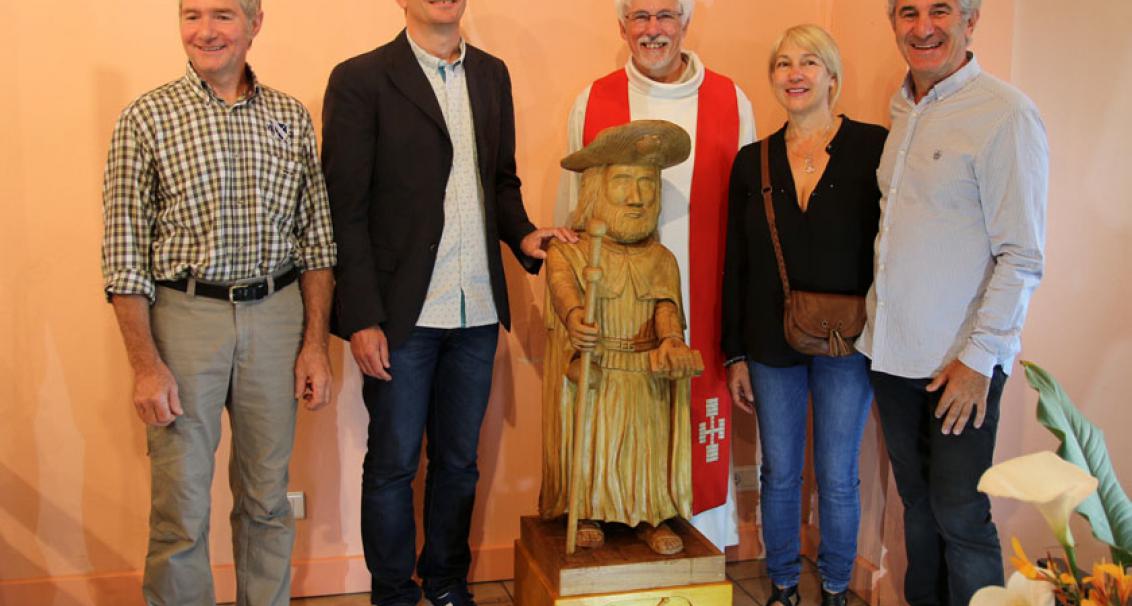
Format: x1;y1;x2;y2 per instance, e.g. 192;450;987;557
624;10;682;28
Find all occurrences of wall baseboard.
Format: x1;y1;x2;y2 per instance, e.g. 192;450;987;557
0;543;516;604
1;525;887;604
726;520;765;562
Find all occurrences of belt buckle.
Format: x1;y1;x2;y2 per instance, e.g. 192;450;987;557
228;283;250;303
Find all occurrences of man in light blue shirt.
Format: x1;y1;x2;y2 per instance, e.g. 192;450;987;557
855;1;1048;604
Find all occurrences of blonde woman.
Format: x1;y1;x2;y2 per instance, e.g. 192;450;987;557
721;25;886;606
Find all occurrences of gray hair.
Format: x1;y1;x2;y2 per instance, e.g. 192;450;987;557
614;0;694;27
886;0;981;18
180;0;262;21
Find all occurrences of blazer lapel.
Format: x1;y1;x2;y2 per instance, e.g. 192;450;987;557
388;30;450;139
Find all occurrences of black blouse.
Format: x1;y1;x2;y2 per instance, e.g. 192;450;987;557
721;116;887;367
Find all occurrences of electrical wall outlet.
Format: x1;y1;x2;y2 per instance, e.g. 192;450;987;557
734;465;760;492
287;491;306;520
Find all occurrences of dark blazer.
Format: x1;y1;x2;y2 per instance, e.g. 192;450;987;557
322;30;539;349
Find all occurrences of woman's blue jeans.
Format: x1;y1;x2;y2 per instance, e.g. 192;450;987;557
749;352;872;593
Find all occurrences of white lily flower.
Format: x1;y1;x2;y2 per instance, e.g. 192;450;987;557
978;451;1098;548
969;572;1056;606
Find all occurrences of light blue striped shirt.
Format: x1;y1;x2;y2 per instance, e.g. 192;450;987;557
857;55;1048;379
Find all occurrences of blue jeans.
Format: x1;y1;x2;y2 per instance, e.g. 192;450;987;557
749;352;872;593
360;324;499;606
870;367;1007;606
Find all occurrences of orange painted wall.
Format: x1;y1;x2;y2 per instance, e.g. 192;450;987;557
2;0;1127;604
989;0;1132;573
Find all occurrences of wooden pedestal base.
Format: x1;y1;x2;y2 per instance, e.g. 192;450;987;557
513;516;731;606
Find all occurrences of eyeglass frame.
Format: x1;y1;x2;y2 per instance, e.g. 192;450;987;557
622;9;684;28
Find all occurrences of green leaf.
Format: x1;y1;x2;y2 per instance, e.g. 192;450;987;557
1022;361;1132;567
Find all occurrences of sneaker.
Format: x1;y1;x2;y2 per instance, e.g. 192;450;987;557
767;584;800;606
821;588;848;606
425;586;476;606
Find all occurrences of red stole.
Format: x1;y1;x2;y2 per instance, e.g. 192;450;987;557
582;67;738;514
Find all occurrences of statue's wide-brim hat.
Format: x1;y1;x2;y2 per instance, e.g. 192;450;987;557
561;120;691;173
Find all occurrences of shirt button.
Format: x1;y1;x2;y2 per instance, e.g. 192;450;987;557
429;243;438;253
877;301;886;308
879;263;886;272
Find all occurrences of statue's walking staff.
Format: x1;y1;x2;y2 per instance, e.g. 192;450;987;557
565;218;608;555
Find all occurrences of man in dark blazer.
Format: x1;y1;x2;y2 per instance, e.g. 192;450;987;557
321;1;574;606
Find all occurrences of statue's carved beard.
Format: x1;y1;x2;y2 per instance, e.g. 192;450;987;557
604;210;655;244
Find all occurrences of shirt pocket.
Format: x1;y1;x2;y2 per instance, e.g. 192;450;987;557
256;154;304;228
921;146;981;222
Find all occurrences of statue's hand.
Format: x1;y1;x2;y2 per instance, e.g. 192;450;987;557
657;337;695;379
566;308;599;352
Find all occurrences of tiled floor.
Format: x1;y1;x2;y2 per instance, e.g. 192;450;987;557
288;559;867;606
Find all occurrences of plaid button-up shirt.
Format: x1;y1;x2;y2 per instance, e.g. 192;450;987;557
101;64;336;302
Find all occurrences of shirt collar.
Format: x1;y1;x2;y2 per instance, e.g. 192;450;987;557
625;50;705;100
182;62;261;106
901;51;981;105
406;30;467;73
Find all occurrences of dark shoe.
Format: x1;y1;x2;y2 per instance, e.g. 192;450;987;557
767;584;800;606
821;588;848;606
425;586;476;606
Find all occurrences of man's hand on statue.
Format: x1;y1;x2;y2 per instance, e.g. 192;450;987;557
350;325;392;381
658;337;695;379
565;308;599;351
520;227;579;260
726;360;755;414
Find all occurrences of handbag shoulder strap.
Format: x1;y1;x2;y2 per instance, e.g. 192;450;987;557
760;138;792;299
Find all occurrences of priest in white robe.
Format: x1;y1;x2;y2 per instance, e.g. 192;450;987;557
554;0;757;550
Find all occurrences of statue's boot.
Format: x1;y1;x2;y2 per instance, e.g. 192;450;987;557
576;520;604;548
636;521;683;555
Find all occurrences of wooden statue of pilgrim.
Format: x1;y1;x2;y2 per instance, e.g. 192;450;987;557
539;120;703;555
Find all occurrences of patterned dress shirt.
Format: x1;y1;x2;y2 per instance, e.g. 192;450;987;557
857;55;1048;378
101;64;336;302
406;33;496;329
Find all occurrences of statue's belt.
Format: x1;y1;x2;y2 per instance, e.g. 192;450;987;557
598;336;658;353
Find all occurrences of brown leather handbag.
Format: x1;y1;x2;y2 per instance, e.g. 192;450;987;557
759;138;865;357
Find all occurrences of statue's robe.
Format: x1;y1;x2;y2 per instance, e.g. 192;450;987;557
539;235;692;526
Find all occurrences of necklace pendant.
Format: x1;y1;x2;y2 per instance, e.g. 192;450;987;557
803;157;816;174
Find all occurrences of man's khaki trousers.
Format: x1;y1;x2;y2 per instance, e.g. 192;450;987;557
143;282;302;606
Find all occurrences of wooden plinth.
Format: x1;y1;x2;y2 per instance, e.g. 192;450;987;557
513;516;731;606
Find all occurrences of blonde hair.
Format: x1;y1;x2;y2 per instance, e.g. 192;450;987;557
768;24;844;108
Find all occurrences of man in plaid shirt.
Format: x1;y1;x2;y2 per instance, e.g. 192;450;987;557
100;1;336;604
